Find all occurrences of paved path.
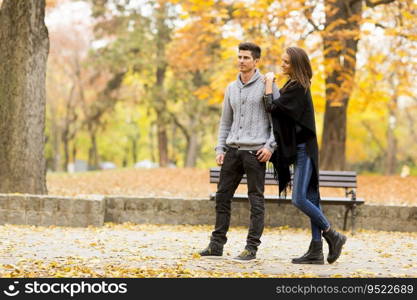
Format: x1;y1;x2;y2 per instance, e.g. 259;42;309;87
0;223;416;277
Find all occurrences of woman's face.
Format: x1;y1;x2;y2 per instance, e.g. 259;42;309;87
281;53;292;76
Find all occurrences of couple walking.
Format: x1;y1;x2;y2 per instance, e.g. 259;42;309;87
198;42;346;264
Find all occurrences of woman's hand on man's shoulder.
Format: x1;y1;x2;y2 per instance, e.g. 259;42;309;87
264;72;275;82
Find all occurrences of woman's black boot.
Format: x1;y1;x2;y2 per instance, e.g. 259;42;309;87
322;227;347;264
291;240;324;264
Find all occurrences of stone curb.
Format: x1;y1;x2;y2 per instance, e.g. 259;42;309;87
0;194;416;232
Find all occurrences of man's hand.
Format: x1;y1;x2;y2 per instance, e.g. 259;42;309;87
256;148;272;162
216;154;225;166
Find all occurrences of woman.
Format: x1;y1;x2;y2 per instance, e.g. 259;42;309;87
264;47;346;264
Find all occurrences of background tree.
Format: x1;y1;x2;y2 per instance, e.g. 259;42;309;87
88;0;176;167
0;0;49;193
301;0;417;170
347;0;417;173
166;0;229;167
40;0;417;174
46;18;91;171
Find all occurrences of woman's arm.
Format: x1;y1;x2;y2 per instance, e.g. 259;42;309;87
263;93;276;113
265;72;274;94
264;72;280;113
265;82;306;117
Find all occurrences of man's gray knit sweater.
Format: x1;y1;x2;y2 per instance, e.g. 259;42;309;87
215;69;280;155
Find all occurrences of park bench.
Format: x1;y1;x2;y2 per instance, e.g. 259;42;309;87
209;167;365;233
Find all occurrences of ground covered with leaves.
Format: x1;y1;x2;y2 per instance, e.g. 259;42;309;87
47;168;417;206
0;223;416;278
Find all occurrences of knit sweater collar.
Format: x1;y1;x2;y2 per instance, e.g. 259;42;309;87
237;68;261;88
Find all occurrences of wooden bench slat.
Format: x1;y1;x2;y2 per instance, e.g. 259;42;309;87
211;173;357;180
212;179;356;186
211;178;357;187
210;168;357;176
318;177;357;182
209;193;364;205
318;182;357;188
211;174;357;182
210;171;357;180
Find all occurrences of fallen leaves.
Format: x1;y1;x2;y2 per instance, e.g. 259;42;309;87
0;223;416;278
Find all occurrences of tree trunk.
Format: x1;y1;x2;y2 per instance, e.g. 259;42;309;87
128;126;140;166
72;142;77;169
122;146;129;168
149;122;157;164
61;83;77;171
153;1;171;167
63;135;71;172
319;0;362;170
320;104;348;170
88;129;99;170
185;133;199;167
385;91;398;175
184;111;200;168
385;114;397;175
0;0;49;194
52;129;61;172
48;97;61;172
131;136;138;165
170;71;208;168
156;112;169;167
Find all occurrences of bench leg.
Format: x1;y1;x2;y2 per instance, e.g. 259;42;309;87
351;205;356;235
343;206;357;235
343;207;350;231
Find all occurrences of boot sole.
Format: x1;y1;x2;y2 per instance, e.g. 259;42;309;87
328;235;347;264
201;256;224;260
292;260;324;265
232;257;257;262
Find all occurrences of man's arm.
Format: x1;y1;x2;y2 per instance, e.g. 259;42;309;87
214;85;233;155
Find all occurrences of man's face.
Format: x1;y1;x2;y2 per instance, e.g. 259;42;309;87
238;50;258;73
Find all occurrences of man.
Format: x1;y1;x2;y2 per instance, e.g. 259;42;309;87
198;42;279;261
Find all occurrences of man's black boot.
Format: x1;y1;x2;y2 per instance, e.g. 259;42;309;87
322;227;347;264
292;240;324;264
233;249;256;261
198;242;223;256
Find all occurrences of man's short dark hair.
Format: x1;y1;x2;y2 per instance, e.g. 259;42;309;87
238;42;261;59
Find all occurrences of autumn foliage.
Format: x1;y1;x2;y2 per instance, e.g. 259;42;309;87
43;0;417;175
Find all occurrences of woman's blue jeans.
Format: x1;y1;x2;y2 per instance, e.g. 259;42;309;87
292;143;330;241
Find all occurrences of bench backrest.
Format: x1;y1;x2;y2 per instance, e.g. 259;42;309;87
209;167;357;189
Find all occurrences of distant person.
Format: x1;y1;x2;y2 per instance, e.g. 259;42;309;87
264;47;347;264
400;165;410;178
198;42;279;261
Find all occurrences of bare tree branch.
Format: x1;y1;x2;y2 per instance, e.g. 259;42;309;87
361;120;386;154
375;22;387;29
301;29;317;40
374;22;414;40
303;1;323;32
307;17;322;32
169;112;190;143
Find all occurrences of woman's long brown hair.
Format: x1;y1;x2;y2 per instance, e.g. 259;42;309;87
285;47;313;92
